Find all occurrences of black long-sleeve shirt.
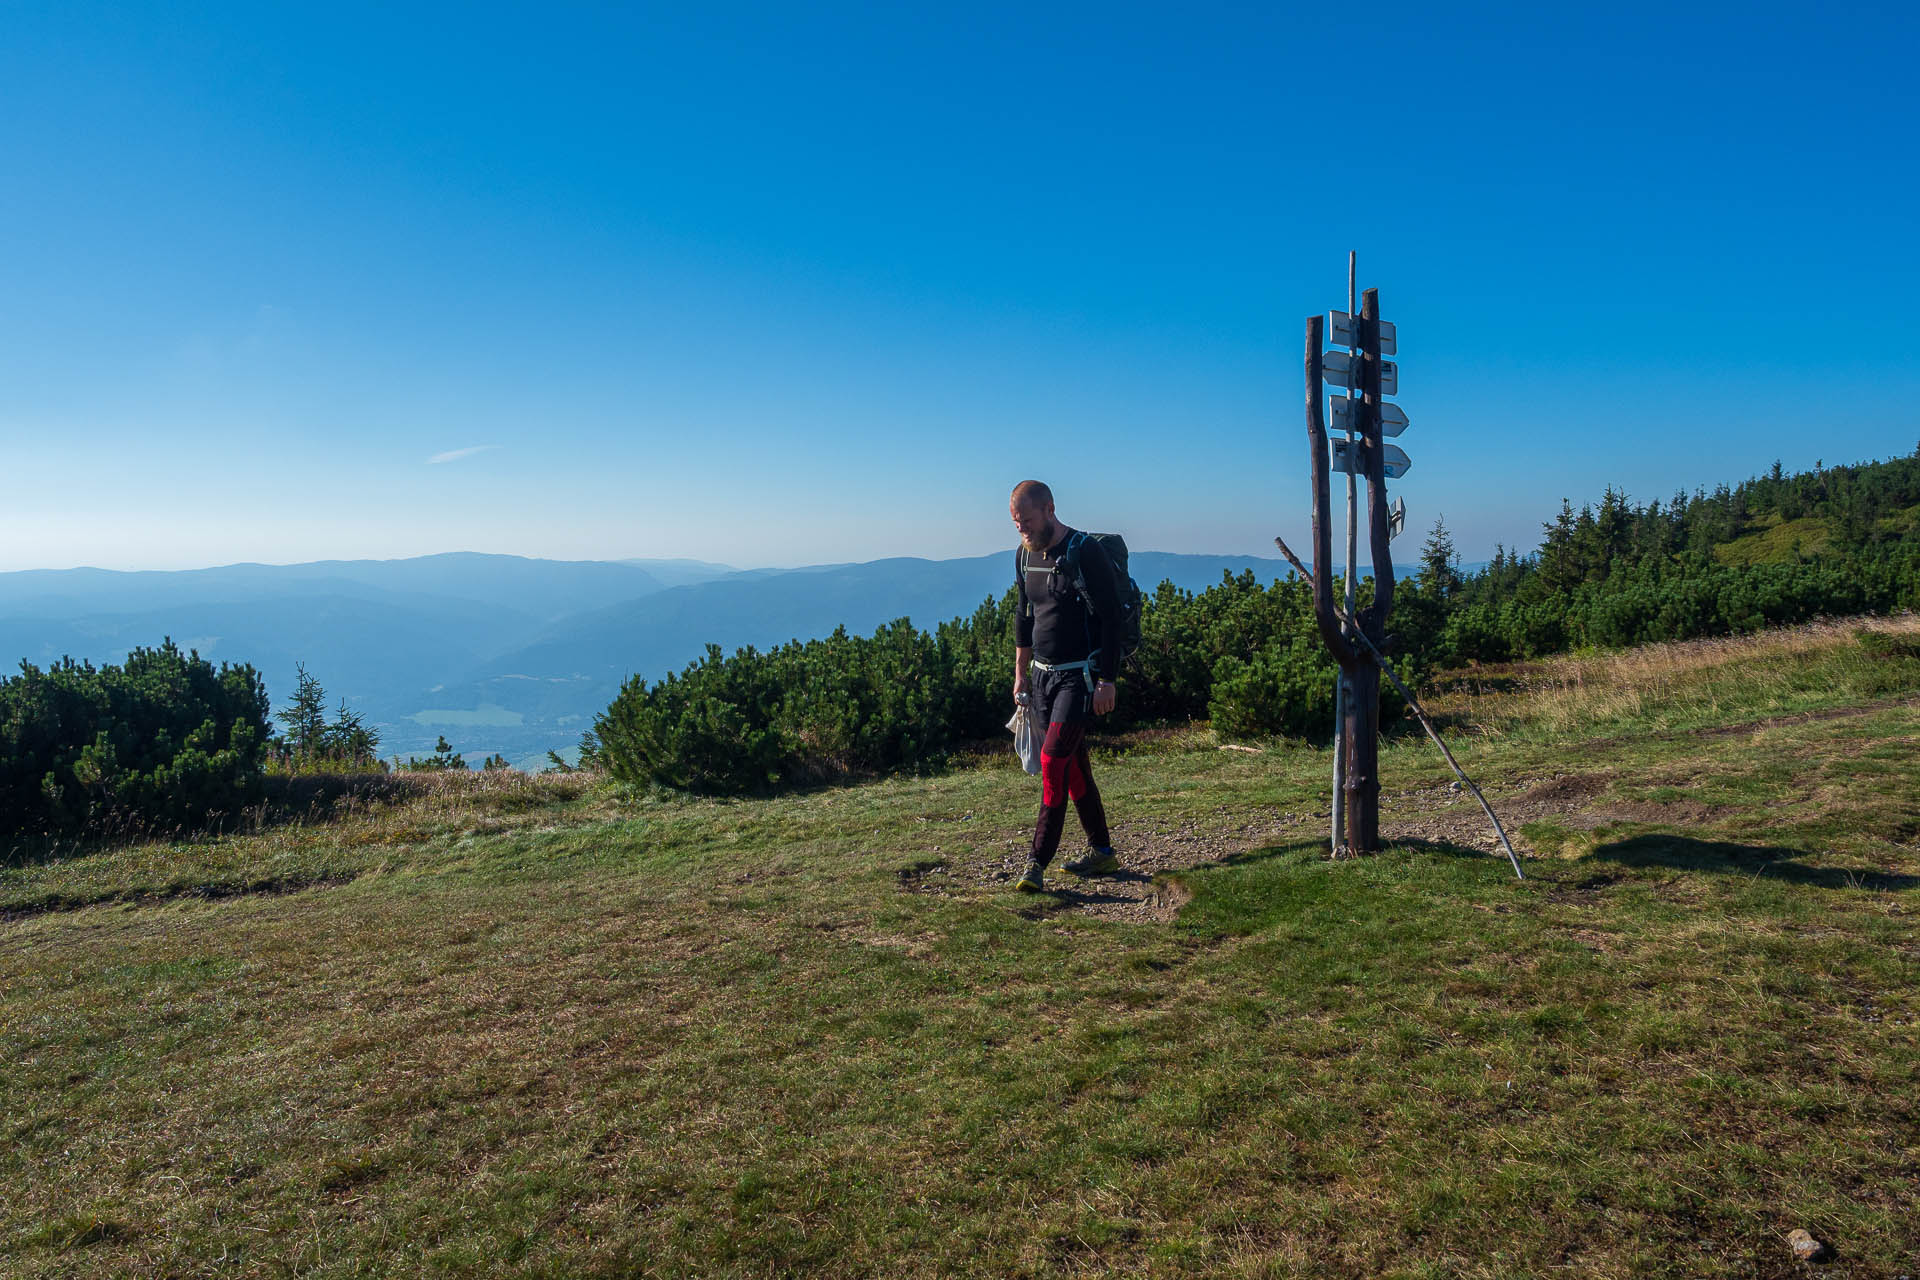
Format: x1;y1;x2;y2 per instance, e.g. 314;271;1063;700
1014;528;1125;681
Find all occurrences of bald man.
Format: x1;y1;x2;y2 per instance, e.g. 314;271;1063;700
1009;480;1124;892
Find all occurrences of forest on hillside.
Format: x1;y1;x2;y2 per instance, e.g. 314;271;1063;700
592;449;1920;794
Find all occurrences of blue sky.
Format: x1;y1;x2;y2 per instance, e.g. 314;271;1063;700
3;1;1915;571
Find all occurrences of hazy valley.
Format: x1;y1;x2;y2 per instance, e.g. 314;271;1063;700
0;549;1317;768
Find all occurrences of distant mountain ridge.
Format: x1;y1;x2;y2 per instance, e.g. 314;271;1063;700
0;552;668;622
0;549;1343;767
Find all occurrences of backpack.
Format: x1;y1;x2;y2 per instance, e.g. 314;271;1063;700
1017;531;1144;665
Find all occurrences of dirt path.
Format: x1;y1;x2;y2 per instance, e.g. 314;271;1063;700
897;769;1721;923
895;810;1287;923
897;806;1328;923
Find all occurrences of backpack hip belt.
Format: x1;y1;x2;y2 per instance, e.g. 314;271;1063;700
1030;654;1103;690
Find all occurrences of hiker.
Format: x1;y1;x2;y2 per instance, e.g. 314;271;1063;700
1009;479;1124;892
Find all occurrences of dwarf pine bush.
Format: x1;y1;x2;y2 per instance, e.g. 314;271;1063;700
1;640;270;842
593;577;1359;795
598;452;1920;795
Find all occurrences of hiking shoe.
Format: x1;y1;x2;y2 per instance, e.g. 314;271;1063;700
1066;846;1121;876
1014;859;1046;893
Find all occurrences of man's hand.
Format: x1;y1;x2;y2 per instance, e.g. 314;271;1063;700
1013;671;1031;704
1093;678;1117;716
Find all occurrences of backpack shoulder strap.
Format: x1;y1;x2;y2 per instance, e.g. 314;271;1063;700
1061;531;1091;599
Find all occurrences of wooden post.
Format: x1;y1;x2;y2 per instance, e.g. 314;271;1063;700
1349;288;1394;853
1306;315;1357;853
1304;289;1395;855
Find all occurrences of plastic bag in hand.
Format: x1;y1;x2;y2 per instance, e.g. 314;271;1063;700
1005;694;1042;775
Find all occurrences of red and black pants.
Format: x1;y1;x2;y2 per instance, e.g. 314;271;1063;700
1028;664;1110;866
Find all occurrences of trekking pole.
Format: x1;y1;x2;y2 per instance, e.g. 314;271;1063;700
1273;535;1525;880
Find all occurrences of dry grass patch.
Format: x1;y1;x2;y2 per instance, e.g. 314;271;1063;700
0;769;621;918
1426;613;1920;738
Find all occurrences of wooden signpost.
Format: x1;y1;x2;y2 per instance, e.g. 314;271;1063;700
1276;254;1524;878
1330;438;1411;478
1331;399;1409;437
1304;276;1398;855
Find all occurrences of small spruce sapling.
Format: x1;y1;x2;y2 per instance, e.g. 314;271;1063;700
402;735;466;772
276;663;329;760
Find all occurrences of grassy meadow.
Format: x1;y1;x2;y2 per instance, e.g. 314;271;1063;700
4;617;1918;1278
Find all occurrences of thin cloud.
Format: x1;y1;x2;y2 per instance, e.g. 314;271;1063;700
427;444;502;465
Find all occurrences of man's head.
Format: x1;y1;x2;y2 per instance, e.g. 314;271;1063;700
1010;480;1058;552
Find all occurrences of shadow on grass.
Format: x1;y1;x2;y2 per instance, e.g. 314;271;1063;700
1196;840;1329;870
1588;833;1918;892
6;771;431;870
1007;844;1334;918
1383;835;1524;866
1213;838;1513;872
1022;885;1141;912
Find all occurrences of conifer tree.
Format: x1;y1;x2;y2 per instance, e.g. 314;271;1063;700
276;663;328;759
324;699;381;765
402;735;466;771
1418;516;1461;599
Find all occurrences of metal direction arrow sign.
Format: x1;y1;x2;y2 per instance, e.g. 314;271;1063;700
1330;399;1412;438
1321;352;1398;396
1330;437;1412;479
1328;312;1397;356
